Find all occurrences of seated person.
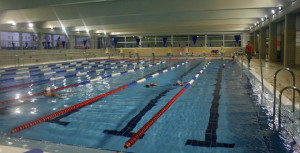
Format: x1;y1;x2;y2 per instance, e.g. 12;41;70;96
144;81;158;88
44;87;62;97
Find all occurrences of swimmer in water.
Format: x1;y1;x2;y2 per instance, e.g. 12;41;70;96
43;87;62;97
231;56;237;62
144;81;158;88
223;64;226;68
174;80;187;86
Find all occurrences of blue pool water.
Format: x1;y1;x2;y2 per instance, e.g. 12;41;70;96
0;59;298;153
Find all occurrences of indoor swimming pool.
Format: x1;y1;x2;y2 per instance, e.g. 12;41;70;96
0;59;298;153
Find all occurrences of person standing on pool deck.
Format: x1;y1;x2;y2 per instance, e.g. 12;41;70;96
245;41;253;68
135;47;140;59
185;45;189;59
152;46;155;60
105;47;110;59
120;47;125;59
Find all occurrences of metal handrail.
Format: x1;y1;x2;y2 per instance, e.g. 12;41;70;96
273;68;296;122
277;86;300;126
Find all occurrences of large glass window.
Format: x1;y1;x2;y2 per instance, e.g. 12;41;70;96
188;35;205;47
141;36;155;48
1;32;20;50
22;33;39;50
156;36;171;47
173;35;188;47
42;34;52;49
112;37;126;48
207;35;223;47
74;36;90;49
224;34;241;47
54;35;68;49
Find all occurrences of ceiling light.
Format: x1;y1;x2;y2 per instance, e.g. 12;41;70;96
76;29;79;32
50;26;53;30
278;6;282;10
261;18;264;22
104;32;107;35
272;10;275;14
86;29;89;33
8;21;16;26
62;26;66;31
28;23;33;28
111;32;115;35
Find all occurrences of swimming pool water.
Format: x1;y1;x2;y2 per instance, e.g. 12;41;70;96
0;59;298;153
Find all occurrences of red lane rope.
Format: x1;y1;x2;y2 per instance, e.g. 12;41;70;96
11;85;128;133
0;83;78;106
148;58;161;62
0;82;34;90
124;88;187;148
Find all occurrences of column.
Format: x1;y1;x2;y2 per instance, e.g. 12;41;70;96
269;22;277;62
38;32;43;50
69;35;73;49
253;31;257;52
90;36;94;49
51;34;54;49
284;14;296;68
260;28;266;59
124;36;127;48
19;32;23;50
171;35;173;46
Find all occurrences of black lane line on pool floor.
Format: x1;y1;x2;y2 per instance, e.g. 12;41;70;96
103;61;203;138
45;60;184;126
185;68;235;148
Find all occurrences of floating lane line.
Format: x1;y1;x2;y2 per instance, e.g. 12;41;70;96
0;61;130;81
123;59;213;149
0;61;146;91
10;59;193;133
0;60;169;106
0;59;97;74
0;60;130;77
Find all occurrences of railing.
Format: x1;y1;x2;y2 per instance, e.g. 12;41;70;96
276;86;300;129
273;68;296;123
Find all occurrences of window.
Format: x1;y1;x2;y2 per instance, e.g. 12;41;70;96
42;34;52;49
22;33;39;50
112;37;125;48
207;35;223;47
1;32;20;50
156;36;171;47
224;35;241;47
188;35;205;47
173;35;188;47
74;36;90;49
141;36;155;48
54;35;68;49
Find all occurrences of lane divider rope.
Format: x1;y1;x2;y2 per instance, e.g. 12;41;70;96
0;60;169;106
10;59;194;133
0;60;130;81
0;61;146;91
123;59;213;149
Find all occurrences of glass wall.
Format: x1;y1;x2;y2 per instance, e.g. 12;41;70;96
1;32;20;50
54;35;68;49
224;34;241;47
42;34;52;49
74;36;90;49
141;36;155;48
22;33;39;50
207;35;223;47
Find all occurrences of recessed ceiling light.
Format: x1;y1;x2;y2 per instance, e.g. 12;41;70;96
278;6;282;10
272;10;276;14
28;23;33;28
8;21;16;26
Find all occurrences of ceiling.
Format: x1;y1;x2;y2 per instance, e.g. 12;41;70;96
0;0;298;35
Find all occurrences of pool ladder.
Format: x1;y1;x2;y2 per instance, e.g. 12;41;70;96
273;68;300;129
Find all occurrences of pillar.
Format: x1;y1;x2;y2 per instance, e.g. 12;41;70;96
253;31;258;52
38;33;43;50
19;32;23;50
260;28;266;59
284;14;296;68
269;22;277;62
90;36;94;49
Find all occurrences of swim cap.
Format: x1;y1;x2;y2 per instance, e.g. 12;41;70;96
45;87;51;92
177;80;181;84
232;56;235;58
